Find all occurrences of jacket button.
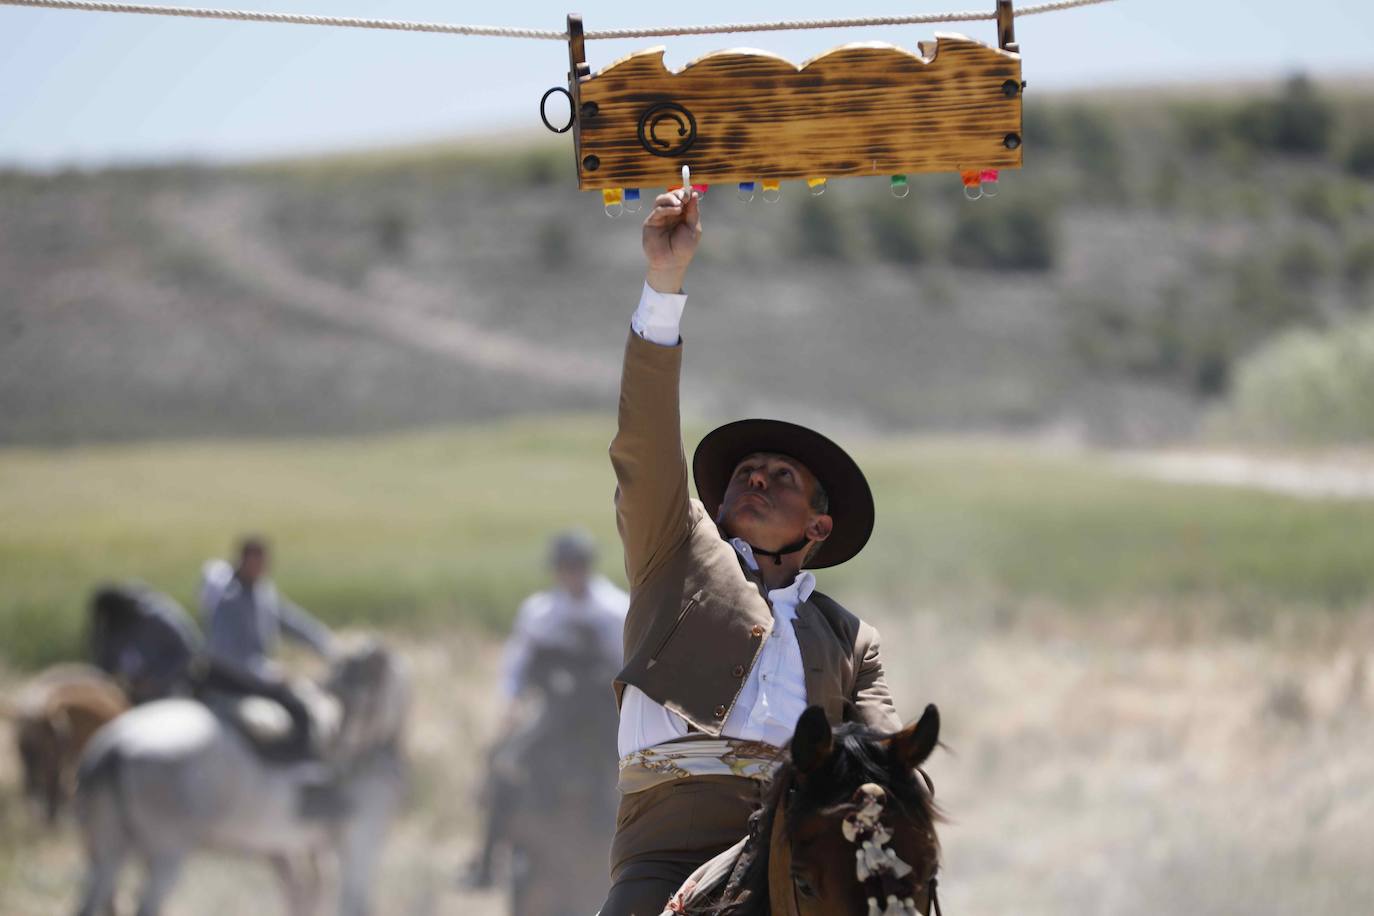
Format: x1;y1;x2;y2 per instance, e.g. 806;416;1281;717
731;665;745;678
714;705;727;719
751;625;764;638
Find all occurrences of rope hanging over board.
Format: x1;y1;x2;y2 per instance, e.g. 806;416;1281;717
0;0;1115;39
3;0;1119;210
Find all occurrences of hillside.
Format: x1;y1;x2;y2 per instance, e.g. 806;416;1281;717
2;77;1372;445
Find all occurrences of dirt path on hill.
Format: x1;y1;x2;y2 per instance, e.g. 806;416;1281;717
154;190;620;398
4;610;1372;916
1116;449;1374;500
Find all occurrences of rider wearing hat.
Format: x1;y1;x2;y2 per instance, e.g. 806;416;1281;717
599;188;901;915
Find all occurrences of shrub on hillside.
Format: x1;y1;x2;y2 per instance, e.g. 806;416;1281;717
1066;286;1234;398
792;195;849;261
520;149;564;187
1021;98;1061;151
1149;159;1185;211
372;208;409;257
1233;74;1334;156
1061;105;1127;201
1231;243;1327;329
535;218;574;267
1345;236;1374;294
1211;314;1374;443
948;195;1058;271
1290;179;1346;228
1346;128;1374;179
865;196;928;264
1173;101;1234;155
1277;234;1331;290
1230;264;1296;323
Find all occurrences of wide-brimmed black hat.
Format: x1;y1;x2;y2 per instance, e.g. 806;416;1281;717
692;418;874;569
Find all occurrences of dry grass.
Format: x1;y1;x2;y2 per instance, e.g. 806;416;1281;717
3;603;1372;915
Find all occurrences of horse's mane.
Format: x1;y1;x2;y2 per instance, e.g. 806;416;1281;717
687;722;940;916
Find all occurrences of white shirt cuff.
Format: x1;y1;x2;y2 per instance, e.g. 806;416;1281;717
631;280;688;346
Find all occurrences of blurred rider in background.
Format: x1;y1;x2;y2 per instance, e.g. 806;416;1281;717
200;535;335;757
462;528;627;890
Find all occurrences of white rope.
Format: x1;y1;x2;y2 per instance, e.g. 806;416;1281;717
584;0;1116;40
0;0;1116;40
0;0;566;38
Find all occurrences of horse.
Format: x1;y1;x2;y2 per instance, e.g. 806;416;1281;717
671;703;944;916
3;663;129;824
498;624;621;916
73;637;410;916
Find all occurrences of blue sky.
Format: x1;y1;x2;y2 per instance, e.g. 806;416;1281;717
0;0;1368;168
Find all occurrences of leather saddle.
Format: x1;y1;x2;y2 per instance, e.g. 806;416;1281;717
202;678;342;764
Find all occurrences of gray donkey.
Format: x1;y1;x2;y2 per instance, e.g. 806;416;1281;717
74;638;410;916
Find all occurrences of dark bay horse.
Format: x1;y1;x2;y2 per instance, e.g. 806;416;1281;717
502;624;622;916
675;704;943;916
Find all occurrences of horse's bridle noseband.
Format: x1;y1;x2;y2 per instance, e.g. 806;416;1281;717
839;782;942;916
770;768;944;916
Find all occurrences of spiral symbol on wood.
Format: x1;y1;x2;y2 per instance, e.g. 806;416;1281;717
637;102;698;157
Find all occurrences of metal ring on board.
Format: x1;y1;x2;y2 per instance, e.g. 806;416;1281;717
540;86;575;134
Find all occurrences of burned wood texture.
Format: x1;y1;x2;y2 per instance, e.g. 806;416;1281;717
572;34;1023;191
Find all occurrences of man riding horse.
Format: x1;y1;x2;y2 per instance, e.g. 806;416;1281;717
599;187;902;915
464;528;627;911
202;536;337;758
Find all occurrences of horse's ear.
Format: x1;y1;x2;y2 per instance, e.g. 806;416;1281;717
887;703;940;770
790;705;833;776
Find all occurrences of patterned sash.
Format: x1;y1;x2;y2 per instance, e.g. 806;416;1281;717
617;736;782;795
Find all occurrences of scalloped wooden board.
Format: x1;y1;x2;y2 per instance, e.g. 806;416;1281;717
572;33;1023;191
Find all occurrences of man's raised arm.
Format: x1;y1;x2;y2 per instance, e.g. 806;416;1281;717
608;189;703;589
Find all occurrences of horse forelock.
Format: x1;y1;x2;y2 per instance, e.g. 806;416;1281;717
686;722;940;916
793;727;940;835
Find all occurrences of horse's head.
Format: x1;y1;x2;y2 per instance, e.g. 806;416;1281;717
777;705;942;916
324;636;411;760
694;704;942;916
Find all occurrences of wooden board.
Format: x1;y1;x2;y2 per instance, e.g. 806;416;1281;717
571;33;1023;191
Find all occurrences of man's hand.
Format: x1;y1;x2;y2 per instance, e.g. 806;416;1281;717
642;188;701;294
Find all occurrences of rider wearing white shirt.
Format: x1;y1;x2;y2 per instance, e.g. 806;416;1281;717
501;533;628;703
464;529;628;889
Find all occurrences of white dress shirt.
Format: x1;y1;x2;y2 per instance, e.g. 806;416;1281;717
616;282;815;757
502;574;628;700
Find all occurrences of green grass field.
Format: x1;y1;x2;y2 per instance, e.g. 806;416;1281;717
3;416;1374;670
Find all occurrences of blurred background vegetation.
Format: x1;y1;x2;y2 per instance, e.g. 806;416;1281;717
3;74;1374;671
3;75;1372;454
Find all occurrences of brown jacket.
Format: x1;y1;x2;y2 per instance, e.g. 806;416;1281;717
609;330;901;736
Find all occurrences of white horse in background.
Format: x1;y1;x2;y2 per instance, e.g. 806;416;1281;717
74;638;410;916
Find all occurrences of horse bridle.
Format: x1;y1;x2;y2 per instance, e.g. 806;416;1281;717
840;782;939;916
774;780;945;916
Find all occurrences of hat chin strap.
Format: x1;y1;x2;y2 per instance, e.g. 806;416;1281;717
747;535;813;566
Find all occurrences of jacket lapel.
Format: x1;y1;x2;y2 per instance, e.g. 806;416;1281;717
791;599;829;708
